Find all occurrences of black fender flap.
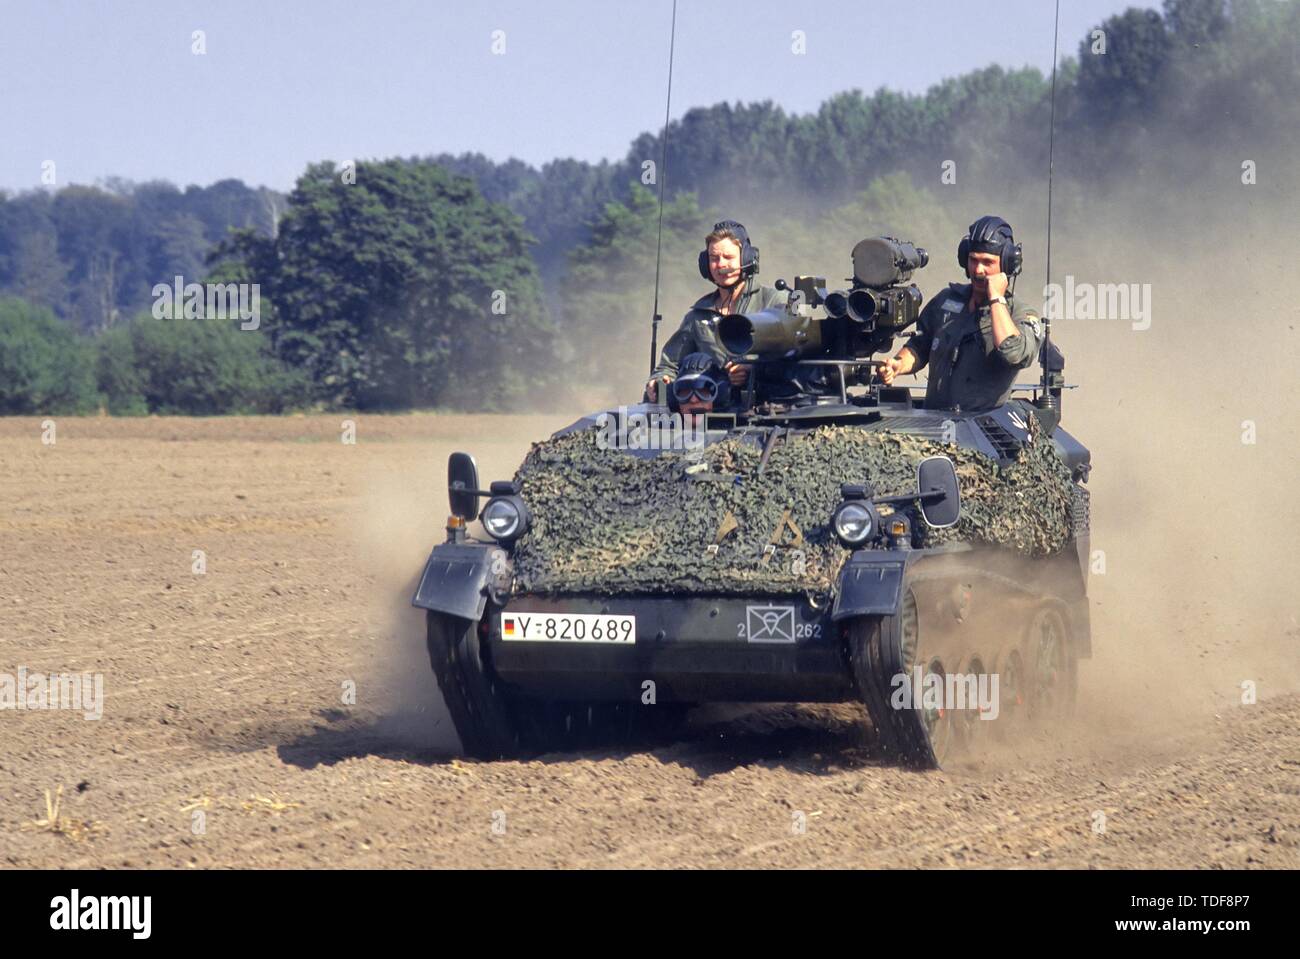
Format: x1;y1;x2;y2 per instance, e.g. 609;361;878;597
411;543;498;621
831;554;908;621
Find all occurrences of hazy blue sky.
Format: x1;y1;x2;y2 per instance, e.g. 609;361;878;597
1;0;1140;193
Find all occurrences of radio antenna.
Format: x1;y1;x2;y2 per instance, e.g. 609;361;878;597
1039;0;1062;414
648;0;678;378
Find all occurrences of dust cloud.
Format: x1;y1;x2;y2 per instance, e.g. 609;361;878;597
346;414;579;754
350;162;1298;761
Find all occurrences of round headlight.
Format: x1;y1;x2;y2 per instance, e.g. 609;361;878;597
482;497;523;541
832;501;876;546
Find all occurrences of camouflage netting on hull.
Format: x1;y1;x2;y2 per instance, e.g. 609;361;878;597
510;421;1074;598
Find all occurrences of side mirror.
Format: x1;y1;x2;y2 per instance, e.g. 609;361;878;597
917;456;960;529
448;452;480;521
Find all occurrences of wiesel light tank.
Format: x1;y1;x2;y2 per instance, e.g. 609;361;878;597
412;237;1091;767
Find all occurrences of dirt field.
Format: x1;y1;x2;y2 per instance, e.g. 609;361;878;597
0;411;1296;869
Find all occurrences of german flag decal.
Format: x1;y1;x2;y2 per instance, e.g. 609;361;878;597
503;617;517;637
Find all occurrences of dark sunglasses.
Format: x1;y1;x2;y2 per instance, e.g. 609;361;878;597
673;375;720;402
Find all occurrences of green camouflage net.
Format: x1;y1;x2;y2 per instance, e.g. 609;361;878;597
510;419;1074;598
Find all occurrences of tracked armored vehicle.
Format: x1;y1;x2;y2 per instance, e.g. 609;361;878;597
412;238;1091;767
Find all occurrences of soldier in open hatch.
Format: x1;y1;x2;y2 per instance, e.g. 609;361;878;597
668;352;733;416
880;215;1043;412
644;220;784;403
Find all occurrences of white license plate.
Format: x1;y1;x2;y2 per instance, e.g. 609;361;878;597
500;612;636;644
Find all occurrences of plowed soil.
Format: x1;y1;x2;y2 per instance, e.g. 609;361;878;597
1;413;1296;868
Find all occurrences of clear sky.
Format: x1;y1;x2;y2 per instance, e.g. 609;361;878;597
1;0;1140;194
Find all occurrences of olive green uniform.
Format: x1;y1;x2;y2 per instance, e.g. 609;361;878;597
651;279;785;380
901;282;1042;412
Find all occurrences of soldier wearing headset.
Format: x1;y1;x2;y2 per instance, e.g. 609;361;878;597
644;220;784;403
880;215;1043;412
664;352;737;417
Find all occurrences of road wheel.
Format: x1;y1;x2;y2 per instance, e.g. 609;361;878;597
848;591;946;768
1026;605;1077;723
917;655;956;767
994;649;1029;739
426;611;520;759
955;655;988;750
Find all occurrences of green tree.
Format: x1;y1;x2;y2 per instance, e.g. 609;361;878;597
96;312;307;415
0;178;281;333
0;298;99;413
49;186;133;332
221;159;555;410
1075;7;1173;121
430;153;624;291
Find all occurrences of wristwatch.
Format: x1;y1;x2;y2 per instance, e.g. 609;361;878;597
989;295;1008;307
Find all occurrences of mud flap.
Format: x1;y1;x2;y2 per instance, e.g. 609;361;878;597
831;554;910;621
411;543;498;621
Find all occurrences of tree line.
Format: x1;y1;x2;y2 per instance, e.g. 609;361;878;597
0;0;1294;414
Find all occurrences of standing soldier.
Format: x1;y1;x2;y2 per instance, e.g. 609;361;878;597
644;220;784;402
880;215;1042;412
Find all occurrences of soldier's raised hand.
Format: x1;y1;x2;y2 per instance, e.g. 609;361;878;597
724;361;750;386
644;375;671;403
